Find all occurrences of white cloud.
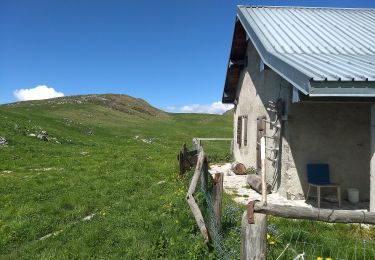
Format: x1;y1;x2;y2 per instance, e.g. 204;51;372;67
164;101;233;115
13;85;65;101
165;106;177;111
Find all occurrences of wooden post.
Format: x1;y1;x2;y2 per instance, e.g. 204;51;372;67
201;156;208;192
260;137;267;204
241;211;267;260
183;143;187;152
192;138;199;151
212;172;223;230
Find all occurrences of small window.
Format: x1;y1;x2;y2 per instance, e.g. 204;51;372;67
237;116;242;148
237;115;248;148
243;116;248;146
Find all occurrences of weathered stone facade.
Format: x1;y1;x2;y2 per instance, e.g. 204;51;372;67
233;41;371;201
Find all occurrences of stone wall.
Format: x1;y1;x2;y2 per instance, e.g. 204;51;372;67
233;41;371;200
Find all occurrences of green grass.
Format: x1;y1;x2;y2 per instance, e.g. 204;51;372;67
267;217;375;259
1;94;374;259
0;94;237;259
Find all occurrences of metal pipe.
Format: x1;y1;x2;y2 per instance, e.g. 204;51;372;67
260;137;267;205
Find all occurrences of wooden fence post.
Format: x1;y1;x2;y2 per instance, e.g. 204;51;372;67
192;138;199;151
212;172;223;230
241;211;267;260
201;156;208;192
178;151;184;176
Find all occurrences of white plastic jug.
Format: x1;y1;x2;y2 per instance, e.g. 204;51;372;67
347;188;359;204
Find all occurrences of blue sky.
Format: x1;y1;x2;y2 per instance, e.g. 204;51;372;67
1;0;374;113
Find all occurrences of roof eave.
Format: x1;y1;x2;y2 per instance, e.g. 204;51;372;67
221;17;247;104
222;6;375;102
236;6;311;95
310;81;375;97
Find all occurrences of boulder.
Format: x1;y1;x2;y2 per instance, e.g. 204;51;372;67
232;163;247;175
37;131;48;141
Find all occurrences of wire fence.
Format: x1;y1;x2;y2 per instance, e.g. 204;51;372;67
199;179;228;259
183;139;242;259
188;165;241;259
182;140;375;260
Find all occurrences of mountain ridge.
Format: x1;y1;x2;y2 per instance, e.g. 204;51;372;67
3;94;168;119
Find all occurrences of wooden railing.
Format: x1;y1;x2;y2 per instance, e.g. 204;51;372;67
242;201;375;259
185;146;223;243
186;148;209;243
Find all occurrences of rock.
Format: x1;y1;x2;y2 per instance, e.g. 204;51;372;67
142;139;152;144
0;137;8;145
28;133;36;137
37;131;48;141
247;174;272;194
232;163;247;175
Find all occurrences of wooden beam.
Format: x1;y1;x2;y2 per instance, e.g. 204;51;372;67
253;202;375;224
186;194;209;243
186;148;209;243
187;150;205;195
194;138;233;141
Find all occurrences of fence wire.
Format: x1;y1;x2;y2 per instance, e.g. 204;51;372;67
200;182;228;259
189;168;375;260
187;170;241;260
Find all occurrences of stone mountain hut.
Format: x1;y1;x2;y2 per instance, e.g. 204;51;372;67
222;6;375;210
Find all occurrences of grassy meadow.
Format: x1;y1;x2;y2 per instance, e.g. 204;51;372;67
0;94;241;259
1;94;374;259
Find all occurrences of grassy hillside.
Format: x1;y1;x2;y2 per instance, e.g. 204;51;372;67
0;94;237;259
1;94;375;259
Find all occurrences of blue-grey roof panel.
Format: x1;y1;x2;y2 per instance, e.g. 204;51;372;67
237;6;375;96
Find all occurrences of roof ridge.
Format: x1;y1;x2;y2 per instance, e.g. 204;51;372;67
238;5;375;11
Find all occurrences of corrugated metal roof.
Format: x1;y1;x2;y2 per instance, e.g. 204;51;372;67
234;6;375;97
